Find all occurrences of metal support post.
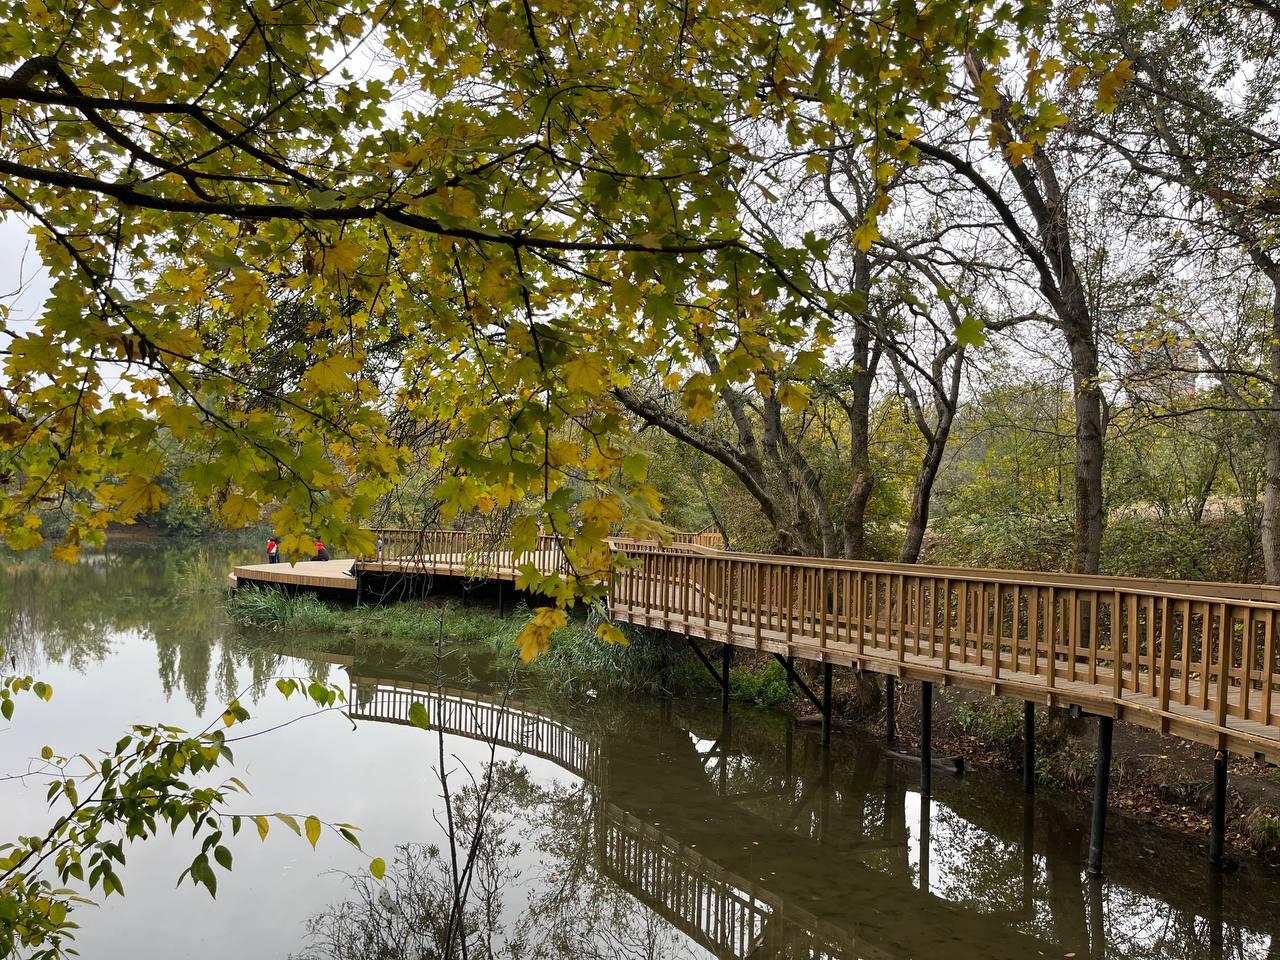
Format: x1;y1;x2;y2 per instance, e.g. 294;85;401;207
1086;715;1114;877
920;681;933;796
886;675;897;742
821;663;833;747
1024;700;1036;793
1210;750;1228;869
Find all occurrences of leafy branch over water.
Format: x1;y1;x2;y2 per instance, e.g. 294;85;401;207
0;646;380;958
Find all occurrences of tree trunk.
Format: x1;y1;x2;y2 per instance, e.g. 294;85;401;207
899;429;950;564
842;324;877;560
1067;328;1106;574
1263;280;1280;584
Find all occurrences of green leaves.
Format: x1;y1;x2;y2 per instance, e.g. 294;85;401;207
369;857;387;880
188;854;218;898
407;701;430;730
0;667;368;956
276;813;301;836
214;845;233;871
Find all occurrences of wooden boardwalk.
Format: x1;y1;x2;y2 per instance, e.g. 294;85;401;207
230;558;356;591
233;527;1280;763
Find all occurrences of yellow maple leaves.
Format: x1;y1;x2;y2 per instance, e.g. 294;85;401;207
220;493;261;528
221;271;269;317
515;606;567;662
113;475;168;519
563;353;609;395
682;373;717;423
301;354;361;395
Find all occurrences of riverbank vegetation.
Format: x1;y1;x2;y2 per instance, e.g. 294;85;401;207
229;586;796;708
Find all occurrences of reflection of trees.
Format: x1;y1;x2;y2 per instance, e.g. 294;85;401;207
294;764;699;960
0;544;327;715
294;761;528;960
515;777;701;960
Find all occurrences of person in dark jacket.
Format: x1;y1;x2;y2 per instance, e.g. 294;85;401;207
267;535;281;563
314;539;331;562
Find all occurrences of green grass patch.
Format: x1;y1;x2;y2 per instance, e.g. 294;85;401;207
228;584;346;631
229;587;801;708
228;584;520;647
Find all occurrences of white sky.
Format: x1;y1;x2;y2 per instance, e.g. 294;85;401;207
0;214;50;335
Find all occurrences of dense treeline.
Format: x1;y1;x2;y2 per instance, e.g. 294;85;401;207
616;2;1280;583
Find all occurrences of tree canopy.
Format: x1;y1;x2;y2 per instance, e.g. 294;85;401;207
0;0;1133;591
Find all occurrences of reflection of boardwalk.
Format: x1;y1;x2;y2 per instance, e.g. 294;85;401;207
349;676;860;960
347;677;602;782
601;808;855;960
346;675;1052;960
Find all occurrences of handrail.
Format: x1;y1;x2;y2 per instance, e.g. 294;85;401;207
358;527;1280;759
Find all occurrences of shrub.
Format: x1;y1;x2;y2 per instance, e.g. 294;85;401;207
729;658;794;709
951;695;1025;755
1244;806;1280;853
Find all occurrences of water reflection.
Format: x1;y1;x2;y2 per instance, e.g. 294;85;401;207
3;546;1279;959
337;670;1279;960
0;545;334;712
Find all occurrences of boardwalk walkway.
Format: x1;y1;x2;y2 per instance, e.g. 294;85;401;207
233;527;1280;763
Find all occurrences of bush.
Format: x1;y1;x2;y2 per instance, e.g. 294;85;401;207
1244;806;1280;853
951;695;1025;755
729;657;793;709
490;605;711;700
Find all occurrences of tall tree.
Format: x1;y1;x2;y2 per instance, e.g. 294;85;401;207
0;0;1077;597
1090;0;1280;579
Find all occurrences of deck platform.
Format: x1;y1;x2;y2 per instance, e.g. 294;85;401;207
230;559;357;591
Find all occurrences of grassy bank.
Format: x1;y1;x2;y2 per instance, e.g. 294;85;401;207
227;585;797;707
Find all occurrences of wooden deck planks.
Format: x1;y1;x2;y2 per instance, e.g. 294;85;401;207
232;559;357;591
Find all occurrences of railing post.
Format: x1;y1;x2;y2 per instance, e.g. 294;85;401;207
1087;715;1114;877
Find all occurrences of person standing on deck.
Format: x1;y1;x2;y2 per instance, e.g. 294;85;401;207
267;535;280;564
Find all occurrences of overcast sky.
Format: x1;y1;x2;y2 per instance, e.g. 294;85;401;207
0;214;50;337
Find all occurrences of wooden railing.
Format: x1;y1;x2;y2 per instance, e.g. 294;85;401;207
357;528;1280;758
670;525;724;549
608;545;1280;757
360;527;569;579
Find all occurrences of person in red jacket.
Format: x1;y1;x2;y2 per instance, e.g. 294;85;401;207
266;535;280;564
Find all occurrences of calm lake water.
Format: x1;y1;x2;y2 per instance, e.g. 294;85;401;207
3;543;1279;959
